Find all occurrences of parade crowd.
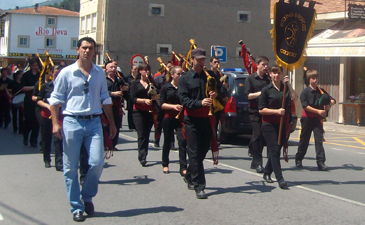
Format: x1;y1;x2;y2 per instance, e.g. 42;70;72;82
0;37;336;222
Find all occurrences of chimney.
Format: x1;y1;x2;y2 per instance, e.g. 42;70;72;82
15;6;19;10
34;3;39;12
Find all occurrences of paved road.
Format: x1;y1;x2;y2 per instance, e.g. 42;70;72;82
0;118;365;224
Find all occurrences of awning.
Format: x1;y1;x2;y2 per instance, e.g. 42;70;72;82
307;20;365;56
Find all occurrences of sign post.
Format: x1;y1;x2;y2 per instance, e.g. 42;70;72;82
211;46;227;63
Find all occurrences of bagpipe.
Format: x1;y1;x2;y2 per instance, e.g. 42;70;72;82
238;40;257;75
38;51;54;91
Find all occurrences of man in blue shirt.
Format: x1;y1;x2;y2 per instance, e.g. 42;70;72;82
49;37;116;222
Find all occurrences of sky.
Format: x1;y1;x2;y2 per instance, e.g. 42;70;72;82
0;0;45;10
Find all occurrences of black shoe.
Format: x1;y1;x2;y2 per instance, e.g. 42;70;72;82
183;177;194;190
171;142;177;150
196;190;207;199
114;147;120;151
263;174;274;183
248;149;252;157
73;211;85;222
295;159;303;168
56;165;63;171
23;139;28;146
84;201;94;216
154;143;160;148
256;165;264;173
4;123;9;129
318;162;328;171
278;180;288;189
140;159;147;167
45;161;51;168
30;142;37;148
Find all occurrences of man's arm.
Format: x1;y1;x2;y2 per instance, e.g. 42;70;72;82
102;104;116;139
50;104;62;139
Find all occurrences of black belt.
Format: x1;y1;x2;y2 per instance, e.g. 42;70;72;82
65;114;100;120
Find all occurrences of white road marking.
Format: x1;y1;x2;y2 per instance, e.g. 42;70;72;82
357;152;365;155
331;148;344;151
0;213;3;220
120;133;365;208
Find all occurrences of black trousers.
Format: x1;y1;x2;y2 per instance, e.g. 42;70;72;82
249;113;265;168
162;117;187;174
0;96;11;127
11;105;24;133
133;110;154;162
154;103;164;145
296;117;326;164
262;123;286;183
184;116;212;192
127;96;135;130
23;100;39;145
106;106;121;148
39;116;63;166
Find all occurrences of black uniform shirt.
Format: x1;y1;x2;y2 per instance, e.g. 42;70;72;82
130;79;151;104
106;76;126;101
21;70;40;95
300;86;336;110
244;72;270;105
154;74;167;92
9;80;23;95
178;69;227;109
160;83;180;107
259;82;291;113
37;81;54;104
0;76;14;96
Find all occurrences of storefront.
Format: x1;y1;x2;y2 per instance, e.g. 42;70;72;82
306;19;365;125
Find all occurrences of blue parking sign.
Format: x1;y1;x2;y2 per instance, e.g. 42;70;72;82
211;46;227;63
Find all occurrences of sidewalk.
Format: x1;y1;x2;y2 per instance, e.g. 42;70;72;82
296;120;365;134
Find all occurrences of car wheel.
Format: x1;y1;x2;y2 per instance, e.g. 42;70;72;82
217;121;228;144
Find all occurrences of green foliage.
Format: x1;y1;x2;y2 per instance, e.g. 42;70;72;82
48;0;80;12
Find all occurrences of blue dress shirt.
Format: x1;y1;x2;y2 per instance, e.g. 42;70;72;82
48;61;111;116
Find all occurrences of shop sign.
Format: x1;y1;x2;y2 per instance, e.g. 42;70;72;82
35;27;68;36
66;55;78;59
349;4;365;19
9;52;63;58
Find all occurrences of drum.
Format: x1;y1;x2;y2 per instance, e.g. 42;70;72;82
12;93;25;108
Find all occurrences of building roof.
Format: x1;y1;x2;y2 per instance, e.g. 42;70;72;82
270;0;348;18
4;6;79;17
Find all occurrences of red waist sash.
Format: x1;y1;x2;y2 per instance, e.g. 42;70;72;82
302;109;321;118
185;106;210;118
134;102;152;111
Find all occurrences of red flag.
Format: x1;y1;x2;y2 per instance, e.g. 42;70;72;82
240;44;257;75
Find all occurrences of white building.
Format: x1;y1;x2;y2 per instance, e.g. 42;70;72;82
0;5;79;67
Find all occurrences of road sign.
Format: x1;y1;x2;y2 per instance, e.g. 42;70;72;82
211;46;227;63
130;54;145;66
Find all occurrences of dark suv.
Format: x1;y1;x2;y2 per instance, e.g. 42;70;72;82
218;68;297;143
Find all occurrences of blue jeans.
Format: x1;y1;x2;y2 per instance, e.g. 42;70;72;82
62;116;104;214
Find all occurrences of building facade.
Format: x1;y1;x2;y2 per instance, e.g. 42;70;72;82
80;0;273;74
0;5;79;67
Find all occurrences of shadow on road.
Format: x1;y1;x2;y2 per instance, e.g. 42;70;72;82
99;175;155;185
93;206;184;218
205;182;276;196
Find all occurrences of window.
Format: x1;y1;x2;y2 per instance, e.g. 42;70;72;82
86;15;91;33
236;47;251;58
46;16;57;27
237;11;251;23
18;35;29;48
45;37;56;48
157;44;172;55
71;38;78;49
81;17;85;34
149;3;164;17
92;13;97;32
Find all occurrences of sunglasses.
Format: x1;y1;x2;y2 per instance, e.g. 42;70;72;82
84;81;89;94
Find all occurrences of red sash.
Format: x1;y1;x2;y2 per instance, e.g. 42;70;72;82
134;102;152;111
185;106;210;118
302;109;321;118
